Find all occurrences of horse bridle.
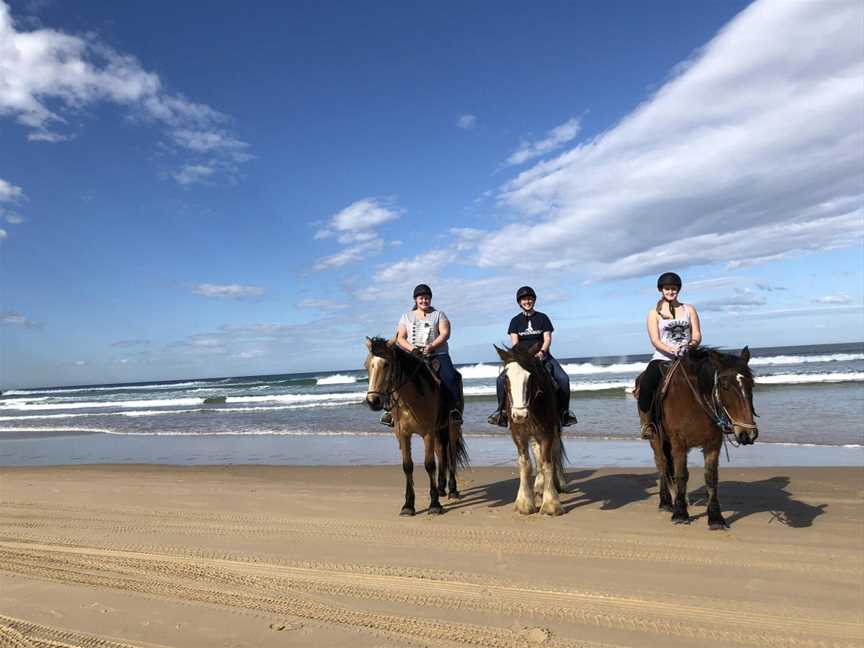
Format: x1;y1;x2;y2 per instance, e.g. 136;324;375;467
366;352;429;409
676;362;757;446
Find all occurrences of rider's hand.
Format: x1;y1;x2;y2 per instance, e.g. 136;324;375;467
535;350;545;360
421;346;432;356
675;345;689;357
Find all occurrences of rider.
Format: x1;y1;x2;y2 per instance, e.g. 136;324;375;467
380;283;463;426
487;286;578;428
638;272;702;439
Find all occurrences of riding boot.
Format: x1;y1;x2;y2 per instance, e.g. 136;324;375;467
487;409;508;427
380;411;394;427
638;409;655;440
561;410;578;427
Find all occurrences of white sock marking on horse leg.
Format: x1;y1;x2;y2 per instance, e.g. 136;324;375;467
539;460;564;516
515;447;536;515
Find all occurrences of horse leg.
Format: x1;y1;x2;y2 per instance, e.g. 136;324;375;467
538;437;564;516
424;433;444;515
398;435;415;516
514;435;536;515
435;428;448;497
531;439;544;509
650;436;673;512
671;447;690;524
704;445;727;529
447;419;461;499
552;437;565;493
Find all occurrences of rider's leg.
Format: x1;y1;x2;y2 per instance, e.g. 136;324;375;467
638;361;663;439
487;371;508;426
436;354;462;423
547;356;577;426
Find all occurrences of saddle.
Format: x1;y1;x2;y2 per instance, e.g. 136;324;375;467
634;360;681;440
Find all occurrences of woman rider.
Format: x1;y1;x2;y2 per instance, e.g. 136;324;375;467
487;286;578;428
638;272;702;439
380;284;463;426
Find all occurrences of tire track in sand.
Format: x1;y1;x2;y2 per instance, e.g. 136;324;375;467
0;614;158;648
1;543;861;648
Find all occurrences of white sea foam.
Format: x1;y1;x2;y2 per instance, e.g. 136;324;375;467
755;372;864;384
749;353;864;366
2;381;216;396
316;374;357;385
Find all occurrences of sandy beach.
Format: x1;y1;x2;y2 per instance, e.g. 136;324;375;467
0;464;862;648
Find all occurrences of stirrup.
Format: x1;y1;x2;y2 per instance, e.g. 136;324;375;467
640;422;656;440
561;411;578;427
380;411;394;427
449;409;463;424
487;411;507;427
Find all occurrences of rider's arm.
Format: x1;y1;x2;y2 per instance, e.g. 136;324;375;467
539;331;551;358
509;333;519;346
396;323;414;353
426;316;450;353
688;306;702;346
647;309;678;356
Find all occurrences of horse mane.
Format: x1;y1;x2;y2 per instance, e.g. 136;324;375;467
367;336;434;395
683;347;753;397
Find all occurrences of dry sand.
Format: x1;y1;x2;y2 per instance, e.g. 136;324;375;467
0;464;861;648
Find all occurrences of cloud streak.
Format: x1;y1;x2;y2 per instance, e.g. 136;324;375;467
506;117;581;166
0;1;250;184
465;0;863;281
313;198;401;270
191;283;265;299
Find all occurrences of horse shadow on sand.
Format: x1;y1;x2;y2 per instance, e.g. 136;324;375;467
447;469;658;513
448;472;826;527
687;475;827;528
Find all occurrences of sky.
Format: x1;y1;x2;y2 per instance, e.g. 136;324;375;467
1;0;862;389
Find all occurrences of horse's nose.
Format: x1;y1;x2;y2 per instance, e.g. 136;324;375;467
510;407;528;423
366;394;382;410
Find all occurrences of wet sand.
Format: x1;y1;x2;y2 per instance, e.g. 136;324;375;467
0;465;862;647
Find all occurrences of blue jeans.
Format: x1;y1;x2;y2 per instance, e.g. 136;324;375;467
434;353;461;405
495;354;571;413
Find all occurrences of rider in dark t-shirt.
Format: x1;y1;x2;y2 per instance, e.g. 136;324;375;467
488;286;577;427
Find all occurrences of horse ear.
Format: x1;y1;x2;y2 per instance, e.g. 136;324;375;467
365;337;373;350
494;345;510;362
741;346;751;364
386;335;397;347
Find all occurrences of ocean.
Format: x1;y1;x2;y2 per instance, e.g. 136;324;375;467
1;342;862;467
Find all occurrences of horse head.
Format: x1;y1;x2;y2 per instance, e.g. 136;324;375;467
495;343;543;424
711;346;759;445
364;336;396;411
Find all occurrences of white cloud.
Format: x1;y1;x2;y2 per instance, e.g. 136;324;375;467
0;310;37;327
0;1;249;184
191;283;265;298
506;117;581;166
2;209;23;224
699;293;767;312
0;178;24;202
814;292;851;304
313;199;401;270
314;239;383;270
373;249;453;283
172;164;216;186
466;0;863;281
457;114;477;129
298;298;348;311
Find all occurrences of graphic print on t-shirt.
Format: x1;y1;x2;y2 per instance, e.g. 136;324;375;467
666;322;690;344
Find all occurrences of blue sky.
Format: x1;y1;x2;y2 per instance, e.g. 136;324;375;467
1;0;862;388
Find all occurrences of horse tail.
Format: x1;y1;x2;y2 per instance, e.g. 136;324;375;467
448;419;470;470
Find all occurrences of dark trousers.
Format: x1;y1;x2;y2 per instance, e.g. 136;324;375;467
434;354;461;405
638;359;665;413
496;354;571;413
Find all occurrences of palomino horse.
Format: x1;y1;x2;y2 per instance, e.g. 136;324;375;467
364;337;469;516
639;347;758;529
494;344;566;516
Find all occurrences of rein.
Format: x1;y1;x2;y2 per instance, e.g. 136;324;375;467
367;352;430;408
675;361;757;446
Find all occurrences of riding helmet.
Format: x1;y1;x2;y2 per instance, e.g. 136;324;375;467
656;272;682;291
516;286;537;302
413;283;432;298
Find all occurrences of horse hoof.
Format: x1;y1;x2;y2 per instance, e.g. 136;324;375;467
709;520;728;530
659;503;674;513
400;507;415;517
515;501;536;515
448;491;461;500
540;503;564;516
427;505;444;515
672;515;690;525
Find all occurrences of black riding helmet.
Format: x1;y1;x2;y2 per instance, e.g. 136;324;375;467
413;283;432;298
516;286;536;302
656;272;682;291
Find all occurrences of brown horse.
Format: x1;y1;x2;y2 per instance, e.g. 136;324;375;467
640;347;758;529
494;344;566;516
364;337;468;516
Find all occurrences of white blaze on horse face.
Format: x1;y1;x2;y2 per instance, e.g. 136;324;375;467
366;356;388;400
506;361;531;423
